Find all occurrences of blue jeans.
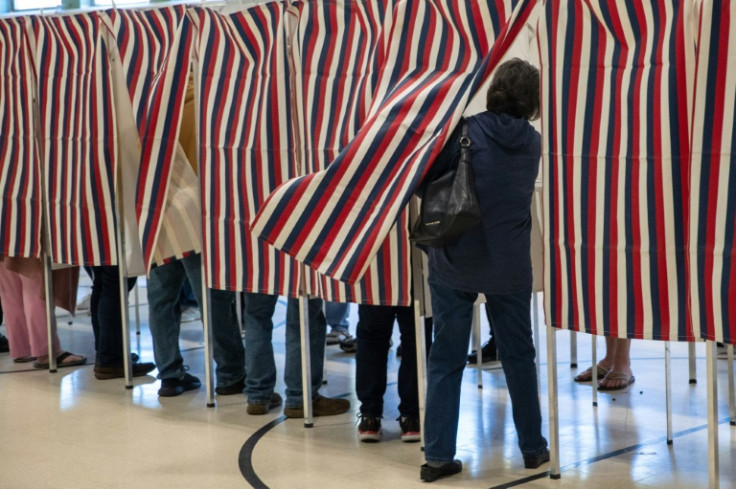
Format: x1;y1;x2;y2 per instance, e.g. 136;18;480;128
355;304;418;418
325;301;350;333
147;254;245;386
424;279;547;463
244;293;326;407
89;266;137;366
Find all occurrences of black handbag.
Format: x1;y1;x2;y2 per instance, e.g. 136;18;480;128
409;122;481;247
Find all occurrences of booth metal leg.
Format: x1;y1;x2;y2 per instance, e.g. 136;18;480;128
199;263;215;407
42;253;59;373
134;282;140;335
570;331;578;368
728;345;735;426
299;295;314;427
591;335;598;407
706;341;719;489
413;299;427;449
665;342;672;444
689;342;697;384
473;303;482;388
532;293;541;393
546;325;560;479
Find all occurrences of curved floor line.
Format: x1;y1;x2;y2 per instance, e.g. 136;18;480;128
239;415;288;489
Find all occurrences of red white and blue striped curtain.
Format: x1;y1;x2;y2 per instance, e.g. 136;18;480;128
538;0;696;340
251;0;538;285
110;6;196;271
32;12;119;266
286;0;411;305
691;0;736;344
191;4;301;295
0;16;41;259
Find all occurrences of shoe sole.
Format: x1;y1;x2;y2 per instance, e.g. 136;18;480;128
401;432;421;443
94;368;155;380
359;431;381;442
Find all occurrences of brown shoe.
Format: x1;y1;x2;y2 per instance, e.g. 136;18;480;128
283;394;350;418
94;361;156;380
247;393;283;415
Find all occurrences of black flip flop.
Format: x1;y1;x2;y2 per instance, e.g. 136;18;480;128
34;352;87;369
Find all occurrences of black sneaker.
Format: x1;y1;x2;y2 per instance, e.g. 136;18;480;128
399;416;420;442
467;340;498;363
216;377;245;396
358;415;381;442
420;460;462;482
158;373;201;397
0;333;9;353
523;448;550;469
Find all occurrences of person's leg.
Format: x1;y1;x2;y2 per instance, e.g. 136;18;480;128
0;266;32;359
395;305;419;418
325;301;351;344
486;292;547;458
284;297;326;404
355;304;395;417
424;280;476;464
18;271;61;359
244;293;279;405
181;254;245;390
147;260;188;380
92;266;137;366
283;296;349;417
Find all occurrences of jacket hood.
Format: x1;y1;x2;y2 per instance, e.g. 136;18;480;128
473;111;535;150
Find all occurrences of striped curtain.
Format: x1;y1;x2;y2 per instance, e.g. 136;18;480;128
32;12;119;266
251;0;537;285
0;16;41;259
538;1;696;340
691;0;736;344
191;4;301;295
110;6;197;271
286;0;411;305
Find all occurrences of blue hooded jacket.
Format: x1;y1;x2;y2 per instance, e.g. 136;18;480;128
424;111;540;295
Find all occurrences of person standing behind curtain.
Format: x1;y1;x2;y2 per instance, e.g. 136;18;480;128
419;59;548;483
0;257;85;368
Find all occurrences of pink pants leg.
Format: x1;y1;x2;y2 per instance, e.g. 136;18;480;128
0;266;60;358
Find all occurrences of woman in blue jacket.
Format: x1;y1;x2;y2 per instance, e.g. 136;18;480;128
420;58;549;482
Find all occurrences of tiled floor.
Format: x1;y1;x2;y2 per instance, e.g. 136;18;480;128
1;280;735;488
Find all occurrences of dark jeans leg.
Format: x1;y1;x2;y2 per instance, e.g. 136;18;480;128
487;292;547;456
90;266;136;366
395;305;419;418
355;304;395;417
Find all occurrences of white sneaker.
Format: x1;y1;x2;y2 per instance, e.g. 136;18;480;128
180;307;201;323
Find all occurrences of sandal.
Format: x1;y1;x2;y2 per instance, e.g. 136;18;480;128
573;364;609;383
13;356;37;363
33;352;87;369
598;371;635;391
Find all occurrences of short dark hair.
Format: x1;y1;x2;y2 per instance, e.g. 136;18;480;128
485;58;540;120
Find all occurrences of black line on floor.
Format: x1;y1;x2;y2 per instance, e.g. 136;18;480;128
239;415;288;489
487;417;731;488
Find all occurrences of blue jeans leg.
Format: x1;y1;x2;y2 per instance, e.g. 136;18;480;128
90;266;136;366
486;292;547;456
147;259;188;380
178;254;245;389
243;293;278;404
424;280;476;464
325;301;350;332
284;297;326;407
